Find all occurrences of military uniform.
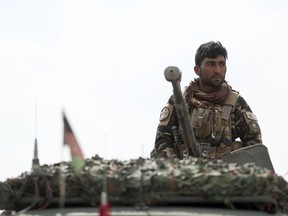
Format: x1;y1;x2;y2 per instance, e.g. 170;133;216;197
151;79;262;160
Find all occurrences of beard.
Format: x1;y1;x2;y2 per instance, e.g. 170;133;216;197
199;72;225;89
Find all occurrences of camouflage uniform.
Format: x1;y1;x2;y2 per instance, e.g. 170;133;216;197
151;79;262;160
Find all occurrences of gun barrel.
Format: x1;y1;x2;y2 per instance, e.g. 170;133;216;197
164;66;201;158
164;66;181;82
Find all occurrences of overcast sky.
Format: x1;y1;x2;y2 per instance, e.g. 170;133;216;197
1;0;288;181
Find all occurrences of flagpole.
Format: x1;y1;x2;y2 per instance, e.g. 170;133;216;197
59;149;66;209
59;111;66;209
59;112;66;209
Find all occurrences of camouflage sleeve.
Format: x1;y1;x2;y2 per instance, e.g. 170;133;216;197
233;95;262;146
152;96;179;158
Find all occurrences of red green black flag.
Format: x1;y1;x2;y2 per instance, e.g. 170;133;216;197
63;111;85;175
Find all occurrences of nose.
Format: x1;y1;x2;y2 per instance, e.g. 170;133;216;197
214;64;221;73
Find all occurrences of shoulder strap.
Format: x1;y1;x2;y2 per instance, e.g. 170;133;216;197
222;91;239;120
224;91;239;107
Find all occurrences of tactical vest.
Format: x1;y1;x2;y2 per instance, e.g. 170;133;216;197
189;91;239;156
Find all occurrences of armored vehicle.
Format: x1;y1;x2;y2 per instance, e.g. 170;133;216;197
0;154;288;216
1;67;287;215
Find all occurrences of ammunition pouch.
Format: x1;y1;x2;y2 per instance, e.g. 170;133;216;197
191;108;213;138
222;143;274;172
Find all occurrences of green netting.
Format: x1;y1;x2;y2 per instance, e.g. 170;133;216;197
1;156;287;213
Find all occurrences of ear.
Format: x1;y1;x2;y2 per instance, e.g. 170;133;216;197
194;65;200;76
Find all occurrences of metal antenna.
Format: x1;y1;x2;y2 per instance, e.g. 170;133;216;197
35;103;38;142
31;103;41;175
32;138;40;171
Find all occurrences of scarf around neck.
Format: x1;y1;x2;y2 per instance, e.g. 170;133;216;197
185;78;232;110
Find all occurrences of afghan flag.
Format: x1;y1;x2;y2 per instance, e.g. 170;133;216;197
63;112;85;175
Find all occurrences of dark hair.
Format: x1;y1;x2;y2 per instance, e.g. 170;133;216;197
195;41;228;66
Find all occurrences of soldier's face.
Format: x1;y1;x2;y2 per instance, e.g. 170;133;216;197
194;55;226;91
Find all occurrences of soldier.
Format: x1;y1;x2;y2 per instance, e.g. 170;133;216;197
151;41;262;160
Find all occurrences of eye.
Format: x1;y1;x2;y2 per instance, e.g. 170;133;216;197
220;62;226;67
206;62;213;66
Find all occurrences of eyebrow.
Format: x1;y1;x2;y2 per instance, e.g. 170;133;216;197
205;60;226;64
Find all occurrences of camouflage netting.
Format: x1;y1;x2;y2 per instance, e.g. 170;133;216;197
1;156;288;213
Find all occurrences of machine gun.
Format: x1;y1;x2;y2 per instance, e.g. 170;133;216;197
164;66;201;158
